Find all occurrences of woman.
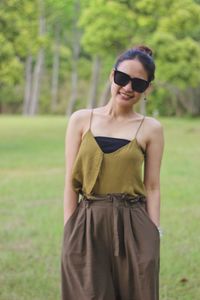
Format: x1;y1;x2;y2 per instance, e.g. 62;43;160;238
61;45;164;300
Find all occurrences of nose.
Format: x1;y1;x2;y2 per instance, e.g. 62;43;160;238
123;80;133;92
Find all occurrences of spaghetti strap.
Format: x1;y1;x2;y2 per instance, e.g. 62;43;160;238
135;116;145;139
89;108;93;130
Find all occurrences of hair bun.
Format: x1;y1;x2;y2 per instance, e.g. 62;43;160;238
134;45;153;57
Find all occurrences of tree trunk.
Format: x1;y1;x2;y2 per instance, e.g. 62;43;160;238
29;0;45;116
156;80;200;116
23;55;33;115
66;0;81;117
51;23;60;112
177;86;200;116
99;79;111;106
87;56;101;108
192;86;200;115
29;50;44;115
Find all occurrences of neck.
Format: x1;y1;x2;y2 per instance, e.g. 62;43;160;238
103;99;137;120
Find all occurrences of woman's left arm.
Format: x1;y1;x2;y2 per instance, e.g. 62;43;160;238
143;119;164;228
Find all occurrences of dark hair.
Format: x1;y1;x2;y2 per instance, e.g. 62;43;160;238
114;45;155;82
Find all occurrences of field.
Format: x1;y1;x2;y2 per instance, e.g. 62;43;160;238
0;115;199;300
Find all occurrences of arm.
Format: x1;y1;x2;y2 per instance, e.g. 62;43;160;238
143;119;164;228
63;111;83;226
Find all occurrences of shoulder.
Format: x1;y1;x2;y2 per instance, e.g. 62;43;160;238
142;116;164;144
68;108;92;123
67;108;93;132
144;116;163;132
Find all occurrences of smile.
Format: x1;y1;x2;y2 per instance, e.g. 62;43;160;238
119;92;134;100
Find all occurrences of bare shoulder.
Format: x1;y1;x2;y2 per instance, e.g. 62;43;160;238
144;116;163;129
68;108;92;123
68;108;93;133
142;116;164;145
144;116;163;133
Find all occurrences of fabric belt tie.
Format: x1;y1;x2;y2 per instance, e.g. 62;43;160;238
81;193;146;256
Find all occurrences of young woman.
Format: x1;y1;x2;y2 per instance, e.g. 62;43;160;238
61;45;164;300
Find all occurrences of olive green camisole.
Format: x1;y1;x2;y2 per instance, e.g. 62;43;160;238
71;109;147;198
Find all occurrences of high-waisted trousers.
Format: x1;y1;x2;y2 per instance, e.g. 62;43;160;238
61;193;160;300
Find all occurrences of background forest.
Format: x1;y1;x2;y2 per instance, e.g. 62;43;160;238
1;0;200;117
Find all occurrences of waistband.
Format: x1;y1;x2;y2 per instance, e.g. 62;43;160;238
80;192;146;206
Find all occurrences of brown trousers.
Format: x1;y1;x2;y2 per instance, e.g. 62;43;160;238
61;193;160;300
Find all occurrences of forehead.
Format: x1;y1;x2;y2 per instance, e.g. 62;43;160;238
117;59;148;80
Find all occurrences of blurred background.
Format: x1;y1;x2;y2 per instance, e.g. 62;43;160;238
0;1;200;300
1;0;200;116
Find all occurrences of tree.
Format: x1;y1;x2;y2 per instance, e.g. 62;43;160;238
79;0;200;115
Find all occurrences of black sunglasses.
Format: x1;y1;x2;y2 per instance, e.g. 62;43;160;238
113;69;149;93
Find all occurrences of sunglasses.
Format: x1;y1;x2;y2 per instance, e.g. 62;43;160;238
113;69;149;93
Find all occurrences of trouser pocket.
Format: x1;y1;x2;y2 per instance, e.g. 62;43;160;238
140;205;160;238
62;202;85;255
64;203;80;230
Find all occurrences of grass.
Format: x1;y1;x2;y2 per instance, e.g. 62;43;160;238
0;115;200;300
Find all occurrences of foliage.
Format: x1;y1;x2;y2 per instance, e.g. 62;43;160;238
0;0;200;115
79;1;136;56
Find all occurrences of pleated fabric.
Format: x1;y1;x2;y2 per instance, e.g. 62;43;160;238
61;193;160;300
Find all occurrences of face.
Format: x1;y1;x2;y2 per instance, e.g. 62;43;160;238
110;59;150;106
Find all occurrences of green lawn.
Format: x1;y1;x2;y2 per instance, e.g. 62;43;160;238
0;115;199;300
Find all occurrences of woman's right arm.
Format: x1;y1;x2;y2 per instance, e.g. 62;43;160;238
63;110;83;226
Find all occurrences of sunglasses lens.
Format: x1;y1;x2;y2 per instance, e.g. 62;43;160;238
114;70;129;86
114;70;149;93
132;78;149;93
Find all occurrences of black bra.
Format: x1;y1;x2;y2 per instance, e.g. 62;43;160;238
94;136;131;153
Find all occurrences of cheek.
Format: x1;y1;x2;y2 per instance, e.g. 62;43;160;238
134;92;142;99
111;82;120;95
133;93;143;102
